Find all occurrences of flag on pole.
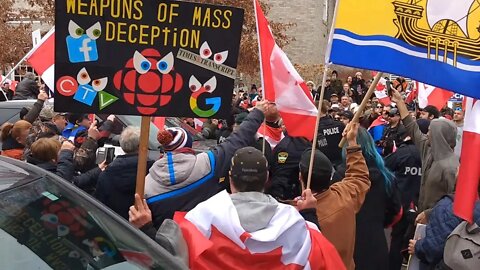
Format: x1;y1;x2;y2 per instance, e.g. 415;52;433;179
416;82;453;110
405;85;417;105
174;190;345;269
453;97;480;223
374;77;392;106
9;80;18;92
26;27;55;91
256;123;285;149
152;117;166;130
329;0;480;99
194;118;206;132
254;0;318;141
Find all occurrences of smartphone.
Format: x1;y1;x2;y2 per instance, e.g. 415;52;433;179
96;148;106;164
105;147;115;164
96;147;116;164
386;79;393;97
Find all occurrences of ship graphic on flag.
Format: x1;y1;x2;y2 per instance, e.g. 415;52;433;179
330;0;480;99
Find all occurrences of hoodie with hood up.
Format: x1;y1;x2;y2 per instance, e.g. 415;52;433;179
402;115;459;217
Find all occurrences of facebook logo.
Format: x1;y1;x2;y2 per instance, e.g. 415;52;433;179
66;35;99;63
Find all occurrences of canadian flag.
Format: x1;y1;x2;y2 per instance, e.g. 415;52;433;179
174;190;345;270
416;82;453;110
0;76;17;93
194;118;206;132
257;123;285;149
374;77;392;106
405;86;417;104
9;80;18;92
26;27;55;91
255;0;317;141
453;97;480;223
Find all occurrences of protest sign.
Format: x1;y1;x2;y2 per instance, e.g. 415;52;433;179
55;0;244;118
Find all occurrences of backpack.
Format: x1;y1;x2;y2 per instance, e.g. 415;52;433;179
443;220;480;269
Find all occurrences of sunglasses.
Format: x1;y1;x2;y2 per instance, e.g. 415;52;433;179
377;105;383;108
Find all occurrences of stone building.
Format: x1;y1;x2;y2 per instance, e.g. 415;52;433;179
267;0;336;66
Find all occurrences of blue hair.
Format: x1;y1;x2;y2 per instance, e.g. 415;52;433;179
342;127;395;195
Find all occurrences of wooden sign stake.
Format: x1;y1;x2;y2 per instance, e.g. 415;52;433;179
135;116;151;205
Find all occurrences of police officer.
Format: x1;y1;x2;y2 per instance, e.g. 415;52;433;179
385;129;422;270
317;100;345;167
266;135;311;200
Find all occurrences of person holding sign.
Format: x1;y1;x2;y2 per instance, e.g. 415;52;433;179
143;101;269;228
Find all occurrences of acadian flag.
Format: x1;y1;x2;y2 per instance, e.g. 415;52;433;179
330;0;480;99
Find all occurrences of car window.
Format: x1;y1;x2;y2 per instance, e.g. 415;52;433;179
0;108;20;126
0;176;182;270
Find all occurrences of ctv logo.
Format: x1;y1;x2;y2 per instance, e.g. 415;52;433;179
66;20;101;63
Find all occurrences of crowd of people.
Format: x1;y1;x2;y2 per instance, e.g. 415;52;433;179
0;70;479;269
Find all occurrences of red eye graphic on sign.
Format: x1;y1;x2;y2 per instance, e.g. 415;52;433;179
113;48;184;115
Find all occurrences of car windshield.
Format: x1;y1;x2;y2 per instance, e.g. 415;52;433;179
0;175;181;269
116;115;162;150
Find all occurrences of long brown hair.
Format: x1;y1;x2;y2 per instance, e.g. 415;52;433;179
1;120;32;142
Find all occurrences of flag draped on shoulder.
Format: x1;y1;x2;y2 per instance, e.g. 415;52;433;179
454;97;480;223
26;27;55;91
254;0;318;141
173;191;345;270
329;0;480;99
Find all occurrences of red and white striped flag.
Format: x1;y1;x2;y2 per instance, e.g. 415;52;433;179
416;82;453;110
255;0;317;141
174;190;345;269
26;27;55;91
454;97;480;223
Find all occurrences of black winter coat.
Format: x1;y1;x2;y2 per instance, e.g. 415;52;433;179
266;136;311;200
27;149;101;193
317;116;345;166
337;163;390;270
13;78;39;100
385;141;422;208
26;150;75;180
95;154;154;220
354;165;390;270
